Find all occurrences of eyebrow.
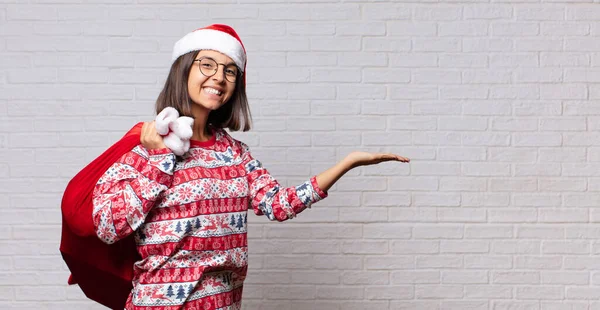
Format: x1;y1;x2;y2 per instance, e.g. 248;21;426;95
201;56;236;67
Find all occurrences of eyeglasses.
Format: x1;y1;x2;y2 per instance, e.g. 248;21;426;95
193;57;239;83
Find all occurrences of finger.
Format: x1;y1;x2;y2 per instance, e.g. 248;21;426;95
381;153;410;163
397;156;410;163
393;154;410;162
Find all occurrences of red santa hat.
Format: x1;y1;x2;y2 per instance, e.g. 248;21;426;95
172;24;246;74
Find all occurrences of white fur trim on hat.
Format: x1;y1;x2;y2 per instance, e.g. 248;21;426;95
172;28;246;72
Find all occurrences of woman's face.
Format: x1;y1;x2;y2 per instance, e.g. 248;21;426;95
187;50;237;112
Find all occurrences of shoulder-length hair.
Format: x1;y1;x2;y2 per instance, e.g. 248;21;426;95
155;51;252;131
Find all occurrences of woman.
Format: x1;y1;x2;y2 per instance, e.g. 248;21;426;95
91;24;410;309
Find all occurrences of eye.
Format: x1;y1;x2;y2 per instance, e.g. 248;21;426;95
225;67;237;75
202;63;215;69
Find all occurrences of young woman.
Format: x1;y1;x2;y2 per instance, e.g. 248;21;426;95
91;24;409;310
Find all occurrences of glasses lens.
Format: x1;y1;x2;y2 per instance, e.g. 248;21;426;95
199;58;217;77
224;65;238;83
197;58;239;83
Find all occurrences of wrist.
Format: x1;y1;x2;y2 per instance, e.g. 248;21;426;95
340;156;356;171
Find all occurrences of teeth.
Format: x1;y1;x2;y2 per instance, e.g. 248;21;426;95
205;88;221;95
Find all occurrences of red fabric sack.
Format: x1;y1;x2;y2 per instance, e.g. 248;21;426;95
60;123;143;310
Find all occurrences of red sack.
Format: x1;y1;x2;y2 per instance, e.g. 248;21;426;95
60;123;143;310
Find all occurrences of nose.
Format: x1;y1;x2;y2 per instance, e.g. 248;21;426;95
211;65;226;83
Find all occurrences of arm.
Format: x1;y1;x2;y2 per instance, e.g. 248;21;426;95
93;145;175;244
243;144;327;222
244;144;410;222
93;122;174;244
315;151;410;192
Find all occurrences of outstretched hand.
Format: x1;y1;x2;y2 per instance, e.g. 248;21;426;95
345;151;410;168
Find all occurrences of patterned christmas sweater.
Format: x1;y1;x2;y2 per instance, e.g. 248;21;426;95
92;128;327;310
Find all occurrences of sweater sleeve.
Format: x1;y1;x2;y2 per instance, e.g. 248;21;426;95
92;145;175;244
241;142;328;222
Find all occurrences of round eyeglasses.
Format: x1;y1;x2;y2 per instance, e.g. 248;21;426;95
193;57;239;83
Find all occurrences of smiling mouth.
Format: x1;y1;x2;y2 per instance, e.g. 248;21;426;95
204;87;222;96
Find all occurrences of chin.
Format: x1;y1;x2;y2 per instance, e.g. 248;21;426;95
201;102;225;111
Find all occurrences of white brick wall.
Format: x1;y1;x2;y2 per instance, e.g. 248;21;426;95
2;1;600;309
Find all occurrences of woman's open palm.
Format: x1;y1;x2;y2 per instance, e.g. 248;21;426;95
346;151;410;168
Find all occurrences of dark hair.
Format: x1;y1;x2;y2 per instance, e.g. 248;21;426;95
155;51;252;132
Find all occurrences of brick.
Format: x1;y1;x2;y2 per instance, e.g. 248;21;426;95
316;286;363;300
438;147;486;161
413;102;461;115
464;38;513;52
465;225;513;239
336;22;385;36
516;7;565;21
388;21;437;36
462;163;510;176
463;101;512;115
366;256;414;270
342;240;388;254
461;193;510;207
492;272;540;284
291;271;340;285
391;241;439;255
416;255;462;268
542;241;589;254
414;193;462;207
542;22;590;35
541;272;589;285
517;226;564;239
440;177;486;191
541;52;590;66
342;271;389;285
490;179;537;192
489;208;537;223
363;37;411;52
363;4;411;20
442;271;488;284
439;22;488;36
414;225;463;239
414;38;461;52
365;286;413;300
415;285;463;299
389;208;437;223
516;286;564;300
363;223;411;239
465;285;512;299
566;287;600;300
313;255;362;270
439;54;488;68
516;256;562;270
491;53;540;67
490;85;539;99
492;22;539;36
391;271;440;284
464;5;513;19
465;255;513;269
440;240;489;254
390;53;437;67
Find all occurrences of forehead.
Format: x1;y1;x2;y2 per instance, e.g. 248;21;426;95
196;50;235;65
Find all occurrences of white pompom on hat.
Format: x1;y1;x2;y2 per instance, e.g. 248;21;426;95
172;24;247;75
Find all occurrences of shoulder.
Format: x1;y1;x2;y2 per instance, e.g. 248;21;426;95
215;128;249;153
214;128;251;155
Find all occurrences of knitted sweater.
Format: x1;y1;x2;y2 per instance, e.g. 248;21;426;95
92;128;327;310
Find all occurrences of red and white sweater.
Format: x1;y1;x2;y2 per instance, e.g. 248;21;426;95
92;128;327;310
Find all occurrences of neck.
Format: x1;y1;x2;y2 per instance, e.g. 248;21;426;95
190;105;212;141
